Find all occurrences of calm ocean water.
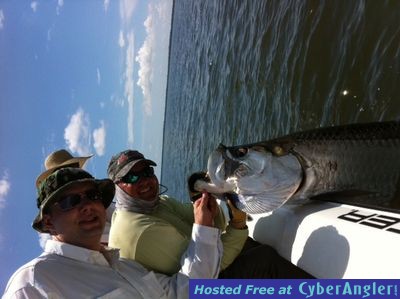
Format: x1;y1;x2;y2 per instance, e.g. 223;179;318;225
161;0;400;201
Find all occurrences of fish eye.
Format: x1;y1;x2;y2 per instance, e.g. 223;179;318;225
230;147;248;158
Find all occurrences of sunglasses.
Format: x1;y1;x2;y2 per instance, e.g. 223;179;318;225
54;189;102;211
120;167;155;184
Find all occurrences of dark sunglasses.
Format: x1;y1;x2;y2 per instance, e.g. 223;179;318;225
120;167;155;184
54;189;102;211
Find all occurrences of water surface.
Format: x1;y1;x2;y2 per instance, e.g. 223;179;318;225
161;0;400;205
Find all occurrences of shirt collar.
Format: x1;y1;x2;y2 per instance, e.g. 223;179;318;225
44;239;120;267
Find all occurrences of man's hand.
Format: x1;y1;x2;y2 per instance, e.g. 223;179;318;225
193;192;218;227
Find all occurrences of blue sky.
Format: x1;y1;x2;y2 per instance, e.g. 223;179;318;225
0;0;172;291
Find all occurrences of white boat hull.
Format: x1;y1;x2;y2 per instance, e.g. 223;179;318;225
246;201;400;278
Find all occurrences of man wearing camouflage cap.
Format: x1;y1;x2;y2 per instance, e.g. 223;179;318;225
2;167;221;298
107;149;314;279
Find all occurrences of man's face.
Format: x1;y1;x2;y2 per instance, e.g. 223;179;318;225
118;162;159;201
43;182;106;250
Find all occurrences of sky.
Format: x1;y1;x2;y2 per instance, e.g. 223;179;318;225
0;0;173;291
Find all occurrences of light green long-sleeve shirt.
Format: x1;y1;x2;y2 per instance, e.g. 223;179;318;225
109;195;248;275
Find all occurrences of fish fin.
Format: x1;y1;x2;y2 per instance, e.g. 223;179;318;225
224;193;240;205
221;193;242;220
222;193;254;221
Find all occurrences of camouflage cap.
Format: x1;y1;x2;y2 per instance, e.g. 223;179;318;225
107;150;156;182
32;167;115;233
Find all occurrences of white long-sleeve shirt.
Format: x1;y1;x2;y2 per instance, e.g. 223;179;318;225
2;224;221;299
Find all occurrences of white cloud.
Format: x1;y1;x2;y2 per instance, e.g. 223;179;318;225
93;121;106;156
64;108;91;156
119;0;138;25
124;31;135;146
0;174;10;209
56;0;64;15
136;1;172;116
0;10;5;30
96;67;101;85
104;0;110;13
31;2;39;12
118;30;125;48
135;15;153;116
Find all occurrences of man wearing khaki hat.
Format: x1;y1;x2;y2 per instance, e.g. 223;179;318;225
2;168;221;298
35;149;114;245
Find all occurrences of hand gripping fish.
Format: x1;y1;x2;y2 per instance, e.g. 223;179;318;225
194;121;400;214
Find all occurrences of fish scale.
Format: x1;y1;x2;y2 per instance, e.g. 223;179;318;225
292;139;400;204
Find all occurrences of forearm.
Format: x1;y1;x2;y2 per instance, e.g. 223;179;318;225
220;225;248;270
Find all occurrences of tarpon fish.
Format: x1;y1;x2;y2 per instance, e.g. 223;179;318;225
194;121;400;214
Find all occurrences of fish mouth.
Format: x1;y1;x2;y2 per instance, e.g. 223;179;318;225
206;149;226;188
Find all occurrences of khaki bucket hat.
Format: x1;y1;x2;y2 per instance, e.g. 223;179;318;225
35;149;93;188
33;167;115;233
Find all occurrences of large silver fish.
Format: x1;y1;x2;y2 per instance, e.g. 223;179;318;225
195;121;400;214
